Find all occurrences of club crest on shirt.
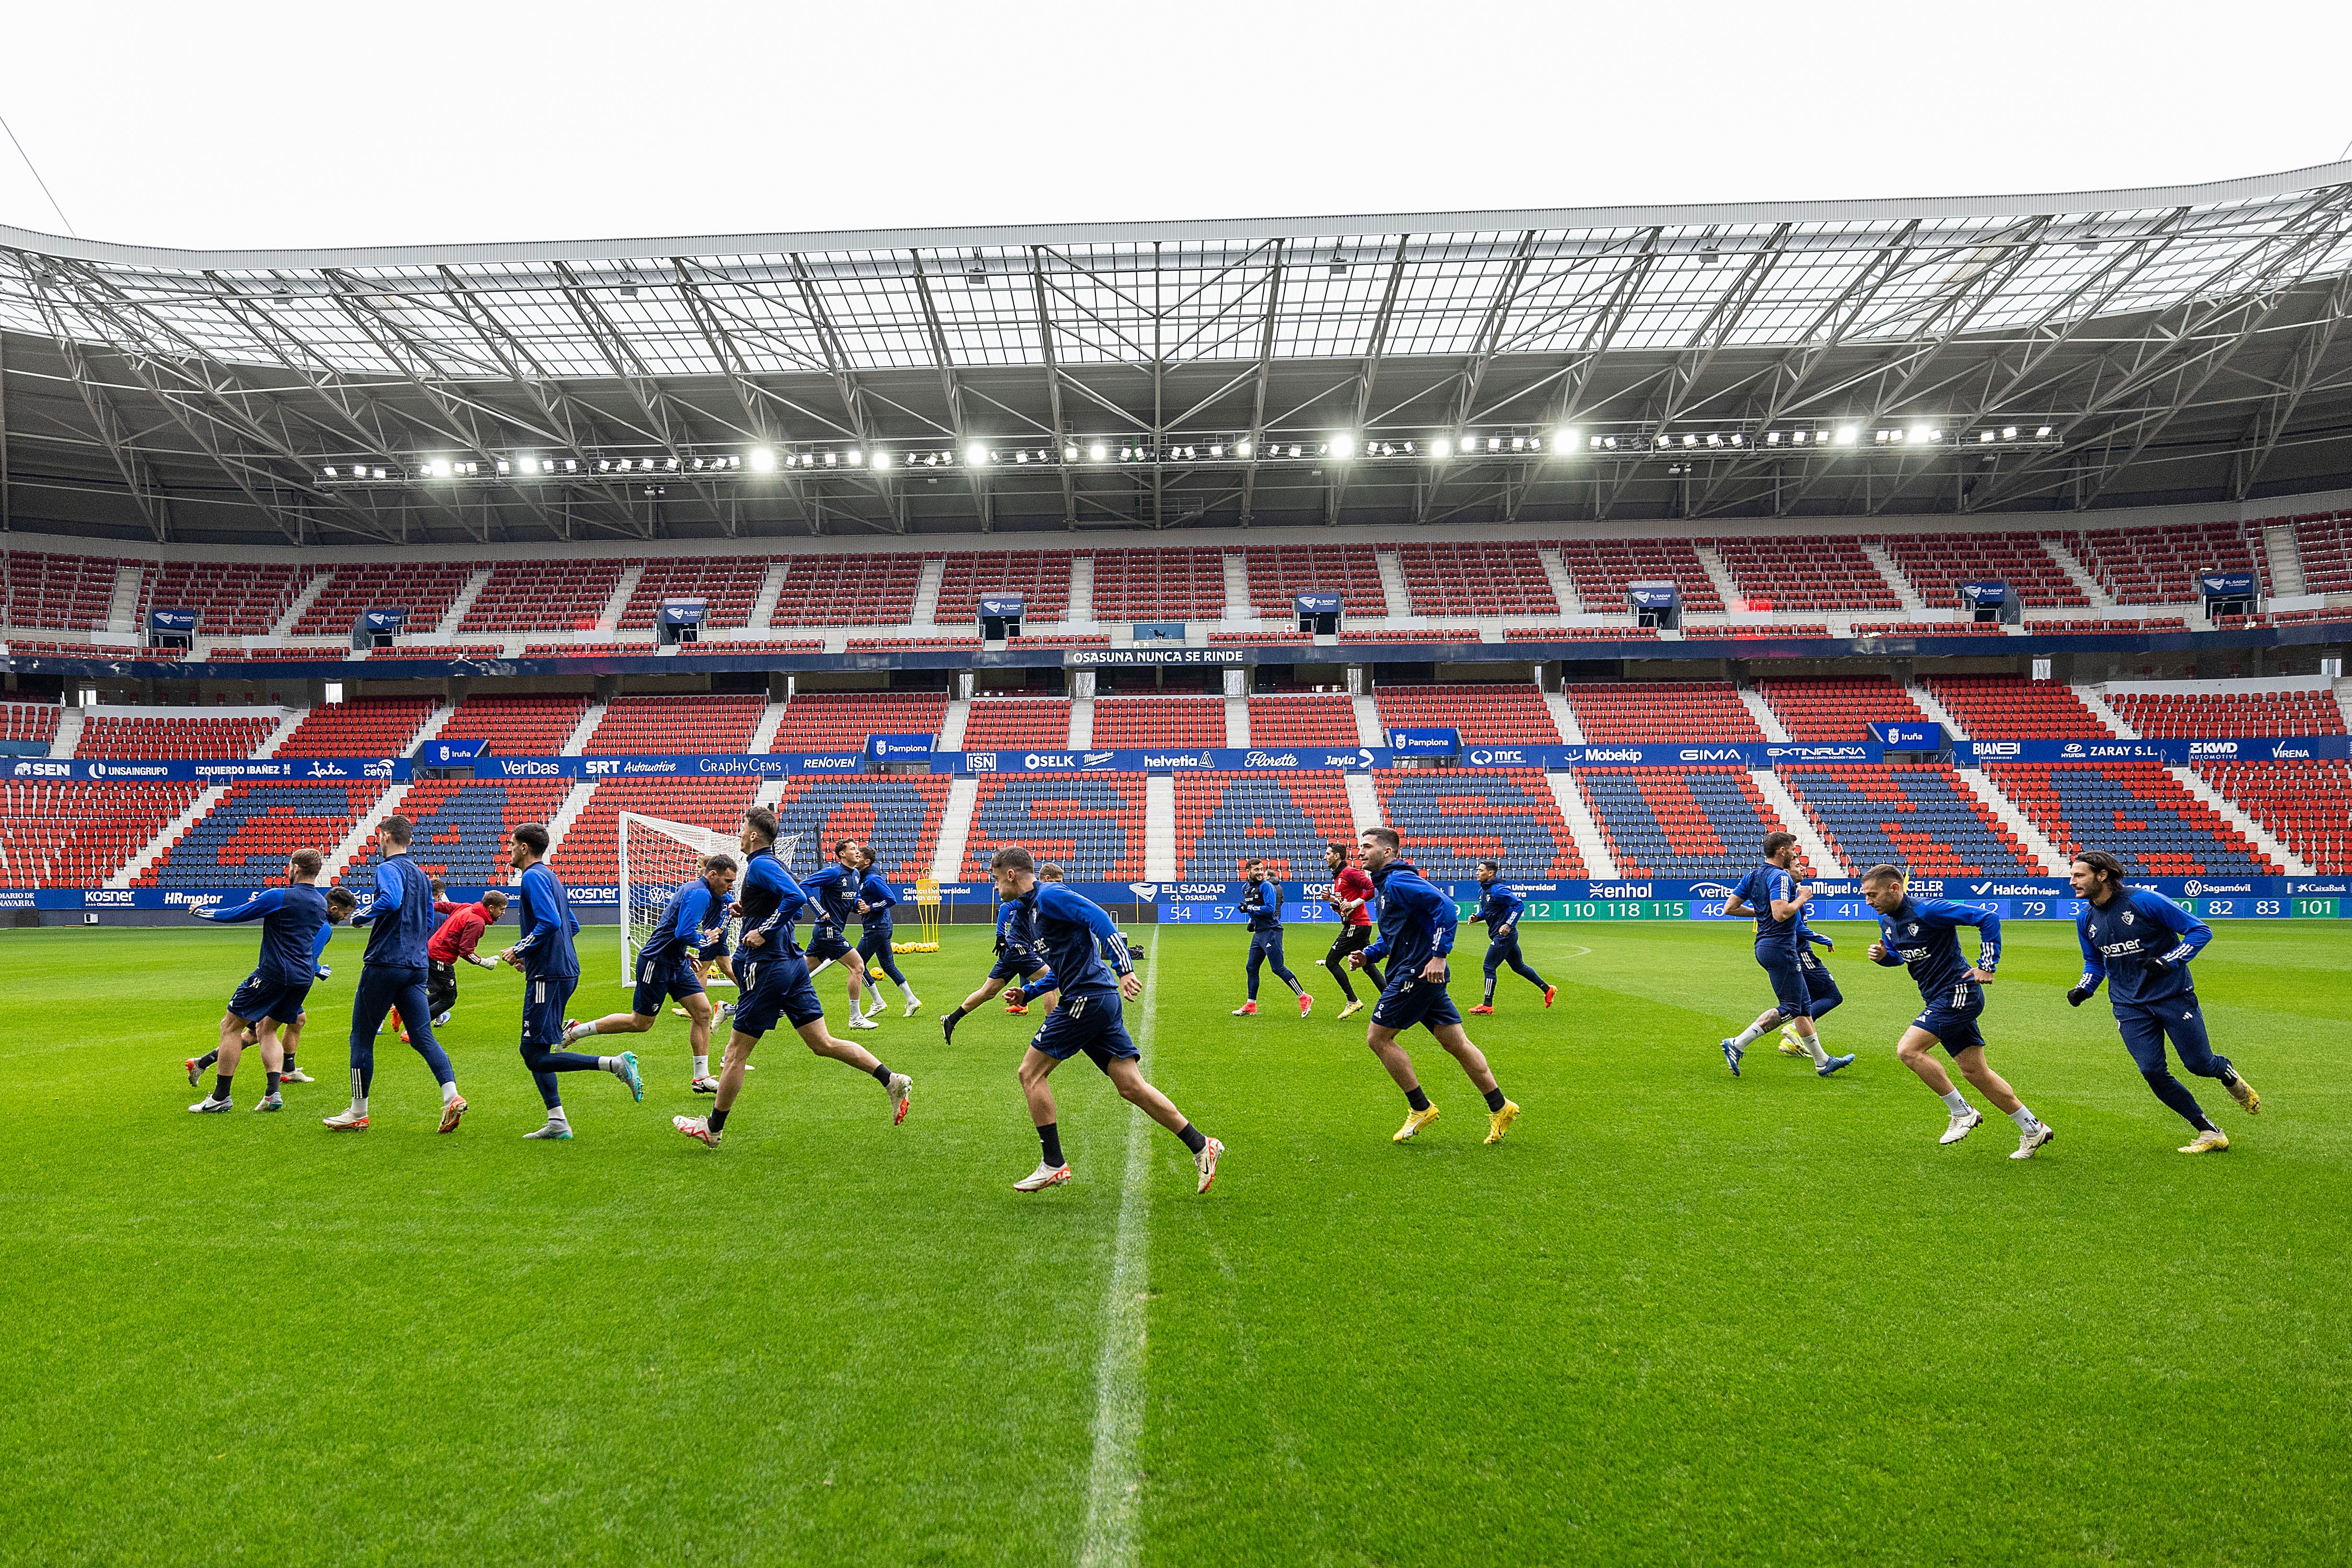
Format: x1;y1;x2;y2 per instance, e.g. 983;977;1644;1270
2121;909;2135;925
1905;923;1918;936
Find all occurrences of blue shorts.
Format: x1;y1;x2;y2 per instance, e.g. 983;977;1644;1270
1798;949;1842;1017
733;950;825;1037
2114;995;2226;1077
1755;942;1813;1020
632;952;706;1018
857;921;894;955
228;970;311;1027
1029;988;1139;1072
1912;980;1986;1056
990;952;1047;985
697;936;729;962
1370;971;1463;1034
523;972;579;1047
805;927;854;964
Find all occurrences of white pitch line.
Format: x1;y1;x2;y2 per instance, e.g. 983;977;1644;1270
1079;939;1158;1568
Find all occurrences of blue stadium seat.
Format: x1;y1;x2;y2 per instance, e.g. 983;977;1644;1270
1176;774;1351;881
772;777;947;883
148;783;382;888
1576;767;1775;879
1778;766;2037;876
1373;770;1578;880
964;776;1143;882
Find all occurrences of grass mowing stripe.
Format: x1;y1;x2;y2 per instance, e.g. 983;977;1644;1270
1079;943;1157;1568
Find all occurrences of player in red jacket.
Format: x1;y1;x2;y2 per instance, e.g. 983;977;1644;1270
1320;840;1384;1019
400;890;507;1041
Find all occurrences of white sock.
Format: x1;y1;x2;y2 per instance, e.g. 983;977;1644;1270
563;1022;593;1045
1803;1035;1830;1067
441;1080;460;1104
350;1069;369;1118
1733;1021;1770;1047
1940;1089;1971;1115
547;1105;568;1124
694;1054;710;1078
599;1056;621;1074
2008;1104;2040;1131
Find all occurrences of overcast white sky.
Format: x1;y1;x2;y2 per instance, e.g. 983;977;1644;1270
2;0;2349;252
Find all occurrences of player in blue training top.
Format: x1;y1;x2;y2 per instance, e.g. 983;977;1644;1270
940;868;1063;1040
1718;833;1855;1079
854;846;922;1020
1861;863;2054;1159
674;808;911;1149
1467;860;1555;1015
801;838;880;1030
324;814;468;1133
561;851;739;1094
1231;858;1311;1018
189;883;355;1090
2066;849;2260;1154
1350;826;1520;1146
991;844;1223;1194
1775;911;1845;1059
498;822;642;1139
186;847;337;1114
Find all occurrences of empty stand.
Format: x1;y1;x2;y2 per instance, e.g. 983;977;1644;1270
1090;697;1224;749
1682;622;1833;639
1920;676;2105;738
1371;770;1583;879
2291;512;2352;596
847;636;981;652
933;551;1073;623
619;558;766;629
1850;621;2008;637
961;697;1072;750
1504;625;1661;640
294;562;472;638
1087;548;1225;623
3;552;117;631
2029;617;2187;634
144;561;307;637
1561;682;1762;744
774;555;923;626
1879;531;2086;608
1982;761;2276;875
523;641;652;657
768;693;948;752
460;559;629;636
962;775;1147;881
1709;536;1898;612
1756;678;1932;742
550;778;760;886
1374;685;1559;747
1573;768;1782;878
437;693;593;755
2197;761;2352;872
77;711;277;760
278;697;435;757
0;780;202;886
371;643;507;660
1778;764;2038;876
1174;772;1357;880
0;701;60;749
770;774;951;882
142;782;388;888
2105;687;2346;737
1244;545;1386;618
1246;694;1360;748
1549;538;1723;614
583;696;767;754
2070;521;2266;605
377;779;574;884
1396;543;1558;618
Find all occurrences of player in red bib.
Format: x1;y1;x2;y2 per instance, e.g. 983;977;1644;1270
1320;840;1384;1019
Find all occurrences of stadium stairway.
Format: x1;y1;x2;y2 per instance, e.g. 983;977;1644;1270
1906;682;1971;739
1858;540;1930;616
1069;697;1094;748
1952;768;2069;871
1145;777;1177;882
747;700;790;755
1547;773;1618;878
1748;771;1841;871
1542;690;1585;743
1224;696;1249;747
747;560;790;630
111;786;231;887
436;568;494;636
597;564;644;632
1351;696;1383;747
1342;772;1382;839
2168;767;2309;873
561;702;606;755
541;780;599;862
2073;686;2136;738
2043;538;2114;607
1738;687;1791;742
325;784;415;882
47;709;83;758
269;572;333;637
937;698;971;751
931;777;979;881
1536;546;1583;613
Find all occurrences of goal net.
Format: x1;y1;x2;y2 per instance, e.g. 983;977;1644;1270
617;810;799;987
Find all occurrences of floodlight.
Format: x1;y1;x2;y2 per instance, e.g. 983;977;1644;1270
966;443;988;465
1486;437;1501;452
2036;425;2052;437
848;450;866;466
2002;426;2018;440
1210;444;1224;458
322;466;338;478
750;447;776;472
1433;439;1453;458
1835;426;1858;445
497;459;513;475
1089;442;1106;461
1331;433;1357;459
1236;440;1253;458
1553;428;1578;451
1911;426;1939;444
1287;445;1302;458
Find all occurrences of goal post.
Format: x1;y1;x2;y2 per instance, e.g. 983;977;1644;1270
617;810;798;987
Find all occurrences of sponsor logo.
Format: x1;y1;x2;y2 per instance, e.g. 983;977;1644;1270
102;762;175;778
1766;744;1870;760
583;760;623;776
1973;742;2022;758
2188;741;2239;756
2289;881;2347;894
1025;753;1075;769
499;759;566;777
86;890;134;906
965;752;997;771
1127;882;1160;901
1321;749;1376;768
0;890;33;909
1679;747;1747;763
1912;879;1945;893
1466;747;1527;766
1242;750;1301;767
1504;882;1561;894
1084;752;1118;767
2061;742;2085;757
362;759;396;778
163;891;226;908
1691;882;1735;899
2270;743;2313;759
1587;882;1654;898
12;760;70;777
1574;747;1646;763
2182;880;2253;896
795;755;858;771
1176;883;1230;896
307;760;352;778
1144;751;1214;768
1968;882;2056;895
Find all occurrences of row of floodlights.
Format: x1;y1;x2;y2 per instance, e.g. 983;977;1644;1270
320;423;2063;482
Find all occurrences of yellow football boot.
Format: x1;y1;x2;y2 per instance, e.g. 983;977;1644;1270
2178;1128;2230;1154
1484;1100;1521;1145
2227;1074;2261;1115
1393;1104;1441;1142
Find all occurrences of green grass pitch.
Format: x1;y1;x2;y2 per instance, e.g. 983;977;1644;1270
3;917;2349;1566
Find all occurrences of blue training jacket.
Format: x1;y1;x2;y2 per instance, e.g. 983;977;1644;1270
735;850;806;957
198;883;329;987
2076;888;2209;1007
1871;896;2000;1000
641;877;727;970
1477;882;1524;940
801;863;862;933
859;871;898;926
1015;882;1132;997
506;860;581;981
1237;878;1284;932
1731;861;1806;952
351;855;436;969
1363;860;1458;977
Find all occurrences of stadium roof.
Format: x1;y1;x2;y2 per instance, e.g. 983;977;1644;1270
7;160;2352;545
